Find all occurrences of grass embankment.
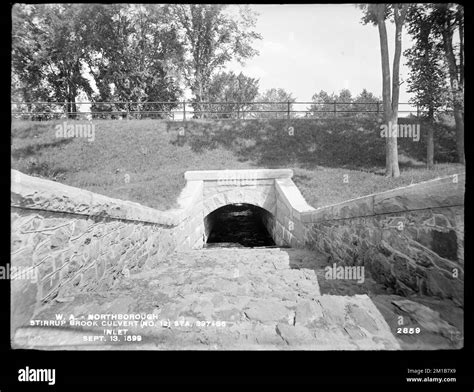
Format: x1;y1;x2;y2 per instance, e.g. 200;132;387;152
11;118;464;210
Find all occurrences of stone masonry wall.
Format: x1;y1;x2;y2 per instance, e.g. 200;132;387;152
10;170;202;333
300;174;465;305
12;167;464;334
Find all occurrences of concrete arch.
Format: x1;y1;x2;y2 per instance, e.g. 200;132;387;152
202;186;276;218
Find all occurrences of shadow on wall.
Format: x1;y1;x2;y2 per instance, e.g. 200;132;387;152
283;248;387;297
166;118;458;171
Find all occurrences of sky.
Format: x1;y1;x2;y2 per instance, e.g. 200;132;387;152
77;4;417;115
225;4;415;111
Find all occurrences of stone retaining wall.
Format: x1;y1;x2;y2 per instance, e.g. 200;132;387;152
300;174;465;305
10;170;202;332
11;168;465;334
11;168;305;330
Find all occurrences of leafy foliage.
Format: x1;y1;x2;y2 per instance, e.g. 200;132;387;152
12;4;261;118
309;89;380;118
165;4;262;115
404;4;448;119
206;71;259;118
12;4;95;117
254;88;295;119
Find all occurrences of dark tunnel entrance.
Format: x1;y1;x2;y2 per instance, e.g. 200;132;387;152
204;203;276;248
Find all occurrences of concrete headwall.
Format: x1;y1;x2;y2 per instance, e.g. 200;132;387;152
186;169;311;247
300;174;465;305
273;177;315;247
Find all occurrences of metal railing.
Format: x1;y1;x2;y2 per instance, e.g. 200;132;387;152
11;100;453;120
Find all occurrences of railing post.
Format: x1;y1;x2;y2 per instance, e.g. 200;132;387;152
287;101;290;119
416;104;420;118
377;101;380;115
183;101;186;121
334;101;337;117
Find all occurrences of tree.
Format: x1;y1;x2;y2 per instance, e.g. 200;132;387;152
12;4;184;119
431;4;464;164
404;4;464;165
336;88;353;117
166;5;261;117
82;4;184;118
353;89;381;117
12;4;95;118
405;4;448;169
255;88;295;119
360;4;409;178
309;89;357;117
309;88;379;118
309;90;336;118
207;71;259;119
12;5;47;102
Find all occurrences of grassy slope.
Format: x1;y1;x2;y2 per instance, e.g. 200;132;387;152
11;119;464;210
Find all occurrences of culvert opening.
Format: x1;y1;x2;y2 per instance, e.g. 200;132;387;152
204;203;276;248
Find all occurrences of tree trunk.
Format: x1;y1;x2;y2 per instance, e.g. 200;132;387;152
68;99;77;119
192;69;211;119
192;87;205;119
454;110;465;164
389;4;408;178
387;113;400;176
426;120;434;170
441;9;464;164
457;5;464;86
426;127;434;169
426;107;435;169
376;6;400;177
66;82;77;119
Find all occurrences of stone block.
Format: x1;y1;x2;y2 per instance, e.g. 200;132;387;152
96;258;106;280
40;272;60;300
374;176;464;214
49;228;70;249
425;269;462;303
295;300;324;326
432;229;458;261
37;257;54;280
276;323;316;345
80;267;97;288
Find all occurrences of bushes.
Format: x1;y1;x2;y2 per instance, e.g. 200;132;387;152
397;117;457;164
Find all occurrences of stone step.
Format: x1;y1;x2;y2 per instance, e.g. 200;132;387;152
13;294;399;350
12;248;400;350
